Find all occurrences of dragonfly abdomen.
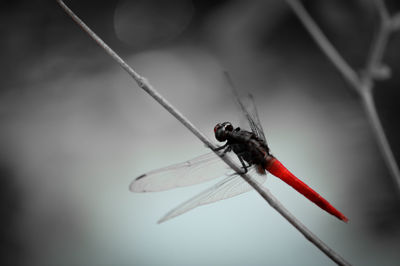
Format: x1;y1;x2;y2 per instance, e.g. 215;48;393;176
264;156;349;222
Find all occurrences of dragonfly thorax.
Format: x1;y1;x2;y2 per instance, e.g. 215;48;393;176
214;122;270;168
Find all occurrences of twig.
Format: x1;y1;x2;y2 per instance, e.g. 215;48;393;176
362;0;392;88
360;0;400;190
286;0;400;194
57;1;351;265
375;0;390;22
361;91;400;190
285;0;361;93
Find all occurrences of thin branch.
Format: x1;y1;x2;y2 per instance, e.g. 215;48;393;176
286;0;400;194
285;0;361;93
360;0;400;188
57;1;351;265
375;0;390;21
361;91;400;190
363;0;392;88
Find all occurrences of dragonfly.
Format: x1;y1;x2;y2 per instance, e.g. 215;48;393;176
130;76;348;224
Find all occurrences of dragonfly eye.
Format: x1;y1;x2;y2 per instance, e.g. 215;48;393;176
214;123;222;133
214;122;227;142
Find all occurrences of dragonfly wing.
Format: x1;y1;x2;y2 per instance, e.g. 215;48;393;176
158;169;267;223
224;72;267;143
130;152;234;192
246;93;267;143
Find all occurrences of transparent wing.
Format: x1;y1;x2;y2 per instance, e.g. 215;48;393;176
235;93;267;144
130;152;235;192
158;168;267;223
246;93;266;143
224;72;267;143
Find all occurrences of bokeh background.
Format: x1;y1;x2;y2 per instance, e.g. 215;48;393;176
1;0;400;265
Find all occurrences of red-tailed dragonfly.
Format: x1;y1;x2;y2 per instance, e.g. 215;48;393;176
130;80;348;224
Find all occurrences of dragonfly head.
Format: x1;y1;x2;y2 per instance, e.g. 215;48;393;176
214;122;233;142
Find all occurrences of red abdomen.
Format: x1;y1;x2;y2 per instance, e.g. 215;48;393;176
265;157;348;222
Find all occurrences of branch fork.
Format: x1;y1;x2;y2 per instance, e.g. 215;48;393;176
286;0;400;194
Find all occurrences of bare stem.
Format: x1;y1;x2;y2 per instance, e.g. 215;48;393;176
375;0;390;21
57;0;351;265
363;0;392;88
285;0;361;93
286;0;400;194
361;92;400;190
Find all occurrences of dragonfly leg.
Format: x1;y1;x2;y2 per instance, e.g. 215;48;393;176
237;155;248;174
212;143;228;152
223;146;232;154
213;144;231;158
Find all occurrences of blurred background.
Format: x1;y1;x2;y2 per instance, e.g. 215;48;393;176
1;0;400;265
